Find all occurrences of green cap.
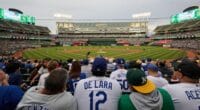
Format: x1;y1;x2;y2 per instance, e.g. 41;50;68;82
126;68;156;94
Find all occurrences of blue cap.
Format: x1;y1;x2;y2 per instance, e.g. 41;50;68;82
147;63;158;72
92;57;107;72
115;58;125;65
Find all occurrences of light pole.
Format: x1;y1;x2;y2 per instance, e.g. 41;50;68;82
54;13;73;34
132;12;151;37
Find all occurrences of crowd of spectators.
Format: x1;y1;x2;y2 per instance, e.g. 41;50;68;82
0;40;37;54
57;37;150;46
0;56;199;110
170;39;200;50
116;38;150;45
0;31;52;56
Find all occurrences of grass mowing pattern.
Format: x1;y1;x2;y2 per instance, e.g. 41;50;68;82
23;46;186;60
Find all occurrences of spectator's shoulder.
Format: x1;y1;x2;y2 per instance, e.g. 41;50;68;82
5;85;23;92
162;84;177;91
1;85;24;99
76;77;88;85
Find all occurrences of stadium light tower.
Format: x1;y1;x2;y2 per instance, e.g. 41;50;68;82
132;12;151;37
132;12;151;18
132;12;151;22
54;13;73;23
54;13;73;34
54;13;72;19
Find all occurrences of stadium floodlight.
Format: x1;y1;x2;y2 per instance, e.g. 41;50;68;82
54;13;72;19
132;12;151;18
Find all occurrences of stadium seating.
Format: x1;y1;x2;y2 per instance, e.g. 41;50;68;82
0;19;50;34
0;19;52;56
154;20;200;34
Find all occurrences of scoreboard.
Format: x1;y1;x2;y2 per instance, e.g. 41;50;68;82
171;8;200;24
0;8;35;24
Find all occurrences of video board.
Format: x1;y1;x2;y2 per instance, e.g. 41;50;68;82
171;9;200;24
0;8;35;24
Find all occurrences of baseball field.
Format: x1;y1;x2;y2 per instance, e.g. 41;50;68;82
22;46;186;61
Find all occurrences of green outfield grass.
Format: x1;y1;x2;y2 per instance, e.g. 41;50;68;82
23;46;186;61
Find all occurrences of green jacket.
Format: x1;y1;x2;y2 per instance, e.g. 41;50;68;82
118;88;174;110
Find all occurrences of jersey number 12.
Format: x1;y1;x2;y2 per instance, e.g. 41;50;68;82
89;91;107;110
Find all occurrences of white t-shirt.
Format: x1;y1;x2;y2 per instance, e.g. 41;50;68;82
147;76;168;88
38;73;49;88
74;76;122;110
110;69;131;93
38;67;48;75
163;83;200;110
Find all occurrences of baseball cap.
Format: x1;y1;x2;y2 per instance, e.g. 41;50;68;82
177;59;200;80
126;68;156;94
115;58;125;65
147;63;159;72
92;57;107;72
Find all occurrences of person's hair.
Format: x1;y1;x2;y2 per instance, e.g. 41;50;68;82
147;58;152;62
34;60;38;63
128;60;141;69
5;61;20;73
67;58;73;63
42;58;51;68
177;59;200;80
26;60;31;64
92;70;106;76
44;68;68;94
61;62;70;70
141;59;145;63
47;60;58;72
158;60;166;67
69;61;81;78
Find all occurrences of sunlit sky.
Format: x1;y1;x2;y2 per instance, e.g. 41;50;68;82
0;0;199;34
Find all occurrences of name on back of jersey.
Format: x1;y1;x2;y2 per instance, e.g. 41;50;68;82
84;80;112;90
185;89;200;100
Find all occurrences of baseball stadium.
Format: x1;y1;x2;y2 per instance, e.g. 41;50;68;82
0;1;200;110
0;7;199;60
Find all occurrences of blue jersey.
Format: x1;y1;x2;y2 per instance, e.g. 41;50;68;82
67;73;86;95
0;85;24;110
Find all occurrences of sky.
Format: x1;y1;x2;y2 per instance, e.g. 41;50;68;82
0;0;199;34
